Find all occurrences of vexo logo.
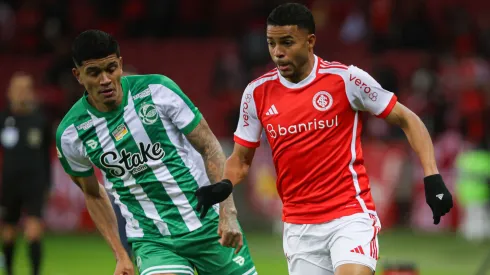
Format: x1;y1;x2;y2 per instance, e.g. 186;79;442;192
242;93;253;127
100;142;165;177
312;91;333;111
266;115;339;138
349;74;378;101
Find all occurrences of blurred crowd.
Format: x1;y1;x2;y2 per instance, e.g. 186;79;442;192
0;0;488;148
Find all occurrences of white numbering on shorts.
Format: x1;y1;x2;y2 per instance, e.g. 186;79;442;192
233;256;245;266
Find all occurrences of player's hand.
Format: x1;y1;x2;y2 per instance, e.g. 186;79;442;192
218;208;243;254
424;174;454;225
114;254;134;275
195;179;233;219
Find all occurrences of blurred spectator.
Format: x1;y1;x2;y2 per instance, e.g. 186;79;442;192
0;72;52;275
212;44;246;96
0;1;15;51
394;0;434;50
369;0;393;52
455;126;490;241
340;2;367;44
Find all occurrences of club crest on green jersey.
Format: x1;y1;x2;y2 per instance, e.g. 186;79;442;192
138;103;158;125
100;142;165;177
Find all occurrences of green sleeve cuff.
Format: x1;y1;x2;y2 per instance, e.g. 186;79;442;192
181;111;203;135
65;167;95;178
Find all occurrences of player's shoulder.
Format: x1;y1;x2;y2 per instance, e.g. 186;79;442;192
245;68;279;92
123;74;177;89
124;74;184;97
317;58;351;75
56;99;90;141
317;59;368;78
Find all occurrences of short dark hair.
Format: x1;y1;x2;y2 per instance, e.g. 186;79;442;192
72;30;120;66
267;3;315;34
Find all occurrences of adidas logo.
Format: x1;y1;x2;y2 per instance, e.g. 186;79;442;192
350;245;365;255
436;194;444;200
266;104;279;116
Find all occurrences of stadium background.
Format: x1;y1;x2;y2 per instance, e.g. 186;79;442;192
0;0;490;274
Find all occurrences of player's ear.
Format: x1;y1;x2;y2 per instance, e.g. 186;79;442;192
72;67;82;85
307;34;316;50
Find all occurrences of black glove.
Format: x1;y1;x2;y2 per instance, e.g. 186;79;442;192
195;179;233;219
424;174;453;225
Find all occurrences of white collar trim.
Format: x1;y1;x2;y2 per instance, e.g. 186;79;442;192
278;55;318;89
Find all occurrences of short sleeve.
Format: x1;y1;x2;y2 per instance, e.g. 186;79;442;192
233;84;262;148
150;76;202;135
345;66;398;118
56;124;94;177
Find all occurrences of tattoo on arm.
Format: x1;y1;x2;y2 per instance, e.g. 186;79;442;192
186;119;237;214
186;119;226;184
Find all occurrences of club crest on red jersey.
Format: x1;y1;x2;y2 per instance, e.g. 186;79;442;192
312;91;333;111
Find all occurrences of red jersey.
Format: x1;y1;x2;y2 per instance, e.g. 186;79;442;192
234;56;398;224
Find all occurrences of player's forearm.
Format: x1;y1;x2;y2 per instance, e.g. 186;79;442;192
201;139;239;215
202;144;226;184
400;112;439;176
223;154;250;186
84;185;128;260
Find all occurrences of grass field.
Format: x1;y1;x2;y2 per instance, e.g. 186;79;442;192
2;229;490;275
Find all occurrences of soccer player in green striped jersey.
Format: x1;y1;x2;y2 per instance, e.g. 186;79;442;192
56;30;257;275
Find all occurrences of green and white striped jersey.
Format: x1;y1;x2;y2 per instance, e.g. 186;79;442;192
56;74;218;241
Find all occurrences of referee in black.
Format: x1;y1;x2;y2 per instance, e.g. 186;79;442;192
0;72;52;275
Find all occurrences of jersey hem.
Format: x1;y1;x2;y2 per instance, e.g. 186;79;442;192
376;95;398;118
234;135;260;148
64;168;95;177
181;111;202;135
282;207;375;224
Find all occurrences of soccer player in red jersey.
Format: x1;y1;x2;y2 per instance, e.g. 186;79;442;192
195;3;453;275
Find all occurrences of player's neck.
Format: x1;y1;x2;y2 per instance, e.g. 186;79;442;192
286;54;315;83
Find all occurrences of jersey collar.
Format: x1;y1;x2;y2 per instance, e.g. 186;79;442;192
278;55;318;89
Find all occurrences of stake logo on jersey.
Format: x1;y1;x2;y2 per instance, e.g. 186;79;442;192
100;142;165;177
312;91;333;111
138;103;159;125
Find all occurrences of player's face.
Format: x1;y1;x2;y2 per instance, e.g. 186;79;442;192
267;25;315;82
73;54;124;108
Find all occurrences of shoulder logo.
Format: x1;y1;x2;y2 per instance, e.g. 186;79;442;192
138;104;158;125
133;88;151;100
242;94;253;127
312;91;333;111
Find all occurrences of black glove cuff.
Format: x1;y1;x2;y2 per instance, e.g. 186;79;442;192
221;179;233;190
424;174;444;191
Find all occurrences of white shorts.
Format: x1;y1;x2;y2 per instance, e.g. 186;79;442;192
283;213;381;275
